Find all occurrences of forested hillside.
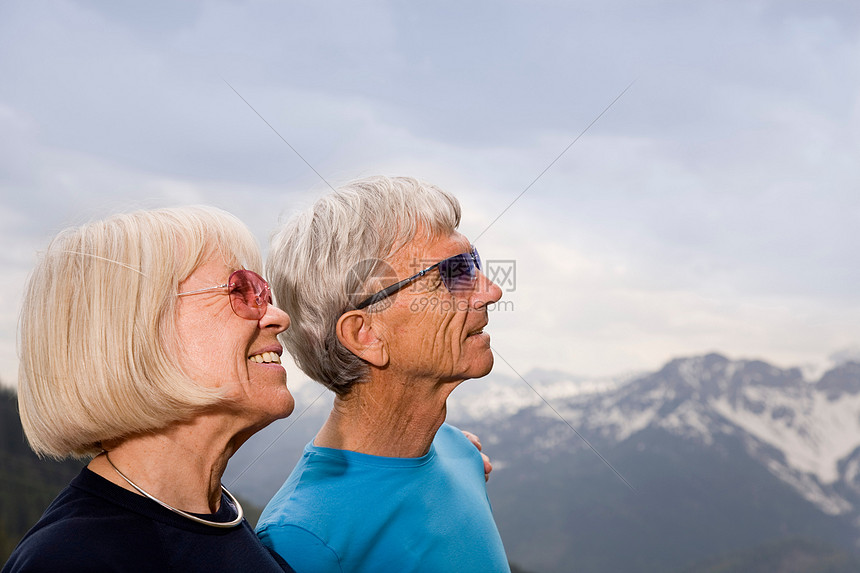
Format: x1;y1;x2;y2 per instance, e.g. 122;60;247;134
0;387;82;562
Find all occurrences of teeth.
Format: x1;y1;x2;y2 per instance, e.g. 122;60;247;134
249;351;281;364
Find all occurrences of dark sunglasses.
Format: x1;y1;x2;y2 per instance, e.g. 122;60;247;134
177;269;272;320
354;246;482;310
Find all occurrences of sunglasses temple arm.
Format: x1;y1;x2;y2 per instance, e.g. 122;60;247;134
354;264;441;310
177;283;230;297
355;277;413;310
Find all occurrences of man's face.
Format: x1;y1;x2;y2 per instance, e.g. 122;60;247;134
375;231;503;385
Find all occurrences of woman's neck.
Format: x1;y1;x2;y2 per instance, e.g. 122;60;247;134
88;414;243;514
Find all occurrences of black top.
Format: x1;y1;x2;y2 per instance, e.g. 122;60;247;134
2;467;294;572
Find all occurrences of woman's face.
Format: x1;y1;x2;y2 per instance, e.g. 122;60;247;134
174;253;294;426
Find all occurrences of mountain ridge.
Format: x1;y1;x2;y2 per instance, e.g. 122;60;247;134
6;353;858;572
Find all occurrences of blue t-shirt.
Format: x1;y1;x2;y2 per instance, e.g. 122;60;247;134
256;423;510;573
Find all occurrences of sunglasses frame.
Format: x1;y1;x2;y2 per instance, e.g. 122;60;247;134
354;246;481;310
177;269;272;320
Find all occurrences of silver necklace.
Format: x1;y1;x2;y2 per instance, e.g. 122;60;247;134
103;451;244;529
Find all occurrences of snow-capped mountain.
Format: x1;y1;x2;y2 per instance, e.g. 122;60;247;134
225;353;860;572
450;354;860;520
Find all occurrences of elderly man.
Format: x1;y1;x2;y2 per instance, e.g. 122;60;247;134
257;176;509;572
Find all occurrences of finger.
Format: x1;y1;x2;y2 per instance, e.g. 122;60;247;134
482;452;493;481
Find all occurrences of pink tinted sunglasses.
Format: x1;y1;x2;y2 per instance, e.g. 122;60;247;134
177;269;272;320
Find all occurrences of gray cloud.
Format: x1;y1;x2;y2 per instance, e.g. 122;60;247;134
0;0;858;385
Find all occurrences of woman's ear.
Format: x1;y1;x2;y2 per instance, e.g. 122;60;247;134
336;310;388;368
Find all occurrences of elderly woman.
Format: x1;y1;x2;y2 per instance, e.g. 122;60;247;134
257;176;510;572
3;207;296;572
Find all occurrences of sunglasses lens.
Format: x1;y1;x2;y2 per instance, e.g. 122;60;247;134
439;249;479;292
228;270;271;320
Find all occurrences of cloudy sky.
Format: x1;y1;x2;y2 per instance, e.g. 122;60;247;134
1;0;859;390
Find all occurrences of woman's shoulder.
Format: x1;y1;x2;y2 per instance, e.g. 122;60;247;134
3;471;167;572
3;522;144;572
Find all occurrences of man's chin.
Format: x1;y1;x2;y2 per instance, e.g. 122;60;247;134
465;356;495;381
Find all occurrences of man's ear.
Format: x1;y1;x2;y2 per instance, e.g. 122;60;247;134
336;310;389;368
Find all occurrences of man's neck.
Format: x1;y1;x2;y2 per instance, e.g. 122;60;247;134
314;376;461;458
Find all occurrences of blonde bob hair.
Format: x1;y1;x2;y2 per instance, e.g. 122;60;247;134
268;176;460;395
18;206;263;459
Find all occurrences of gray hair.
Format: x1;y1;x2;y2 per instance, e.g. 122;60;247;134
267;176;461;394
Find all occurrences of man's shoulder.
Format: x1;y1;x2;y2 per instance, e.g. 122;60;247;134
257;447;363;529
435;422;466;443
434;423;480;456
